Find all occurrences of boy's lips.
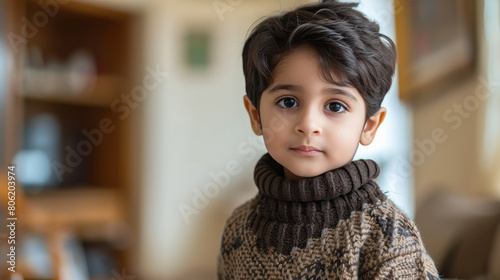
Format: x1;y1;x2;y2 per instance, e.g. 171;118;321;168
290;145;323;156
291;145;321;152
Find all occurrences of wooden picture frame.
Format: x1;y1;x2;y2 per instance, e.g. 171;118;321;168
395;0;477;101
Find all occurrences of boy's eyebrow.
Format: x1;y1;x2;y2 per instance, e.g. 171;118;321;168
267;84;358;102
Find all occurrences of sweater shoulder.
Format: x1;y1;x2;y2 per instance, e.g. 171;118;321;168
358;198;426;247
220;196;255;238
355;198;439;276
365;198;423;240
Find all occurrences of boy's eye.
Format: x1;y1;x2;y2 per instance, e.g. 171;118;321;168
276;97;297;108
325;102;347;113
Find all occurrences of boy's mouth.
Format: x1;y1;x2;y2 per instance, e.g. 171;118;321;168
290;147;323;156
290;146;323;156
291;145;321;152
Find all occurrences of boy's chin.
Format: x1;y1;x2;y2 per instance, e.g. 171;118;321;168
283;167;325;180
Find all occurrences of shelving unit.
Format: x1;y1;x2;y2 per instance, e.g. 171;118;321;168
22;70;123;107
1;0;142;279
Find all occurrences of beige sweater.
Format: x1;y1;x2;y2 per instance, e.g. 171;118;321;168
217;153;440;279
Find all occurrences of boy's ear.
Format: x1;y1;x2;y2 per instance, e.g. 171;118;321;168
360;107;386;146
243;95;263;136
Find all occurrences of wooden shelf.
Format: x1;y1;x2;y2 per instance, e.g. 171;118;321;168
22;187;128;241
1;0;140;279
22;69;123;107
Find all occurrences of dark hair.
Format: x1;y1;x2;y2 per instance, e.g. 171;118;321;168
242;0;397;120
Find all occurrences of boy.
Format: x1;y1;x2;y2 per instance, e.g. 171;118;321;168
217;0;440;279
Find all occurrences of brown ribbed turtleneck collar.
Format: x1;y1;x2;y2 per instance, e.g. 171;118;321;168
248;153;387;255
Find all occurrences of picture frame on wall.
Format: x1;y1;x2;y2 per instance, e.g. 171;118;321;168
395;0;477;101
183;28;212;72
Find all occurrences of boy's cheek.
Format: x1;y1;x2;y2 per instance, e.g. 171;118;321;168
268;115;287;132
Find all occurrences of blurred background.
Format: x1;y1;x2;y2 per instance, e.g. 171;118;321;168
0;0;499;279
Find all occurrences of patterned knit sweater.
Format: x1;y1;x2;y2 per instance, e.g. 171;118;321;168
217;153;440;279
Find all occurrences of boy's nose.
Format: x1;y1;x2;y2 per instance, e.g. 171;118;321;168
294;107;321;136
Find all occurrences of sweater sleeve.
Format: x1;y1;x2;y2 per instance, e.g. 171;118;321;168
216;220;229;280
359;250;440;279
217;251;224;280
216;199;254;280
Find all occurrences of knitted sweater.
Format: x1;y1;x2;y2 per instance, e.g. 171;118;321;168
217;153;440;279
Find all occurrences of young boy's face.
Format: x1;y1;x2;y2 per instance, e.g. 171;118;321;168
244;46;386;180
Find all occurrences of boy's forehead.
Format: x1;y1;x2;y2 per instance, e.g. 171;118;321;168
273;45;318;68
269;60;354;95
271;46;347;85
